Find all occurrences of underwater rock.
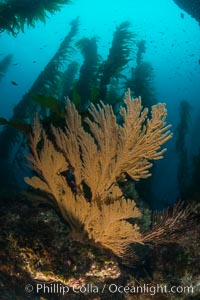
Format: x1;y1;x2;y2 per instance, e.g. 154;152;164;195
173;0;200;25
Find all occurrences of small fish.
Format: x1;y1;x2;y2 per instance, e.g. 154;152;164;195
180;13;184;19
11;80;18;86
198;59;200;65
32;60;37;63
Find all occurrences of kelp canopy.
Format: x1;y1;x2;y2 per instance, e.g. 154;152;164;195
0;0;72;36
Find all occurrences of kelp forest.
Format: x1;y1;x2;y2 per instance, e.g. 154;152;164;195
0;1;199;299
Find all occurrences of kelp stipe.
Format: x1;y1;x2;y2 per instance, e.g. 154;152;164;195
0;17;79;161
99;22;136;99
0;0;73;36
176;100;191;198
126;40;156;110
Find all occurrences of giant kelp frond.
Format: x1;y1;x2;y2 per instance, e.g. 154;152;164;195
0;117;30;135
42;17;79;93
127;62;156;109
0;0;72;36
25;89;172;257
126;40;156;109
99;21;136;99
76;37;100;107
0;54;13;82
0;18;78;159
60;61;79;105
51;17;79;67
125;40;156;107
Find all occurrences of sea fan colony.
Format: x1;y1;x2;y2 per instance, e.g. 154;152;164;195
25;89;175;257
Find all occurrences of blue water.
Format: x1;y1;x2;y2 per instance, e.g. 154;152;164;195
1;0;200;207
